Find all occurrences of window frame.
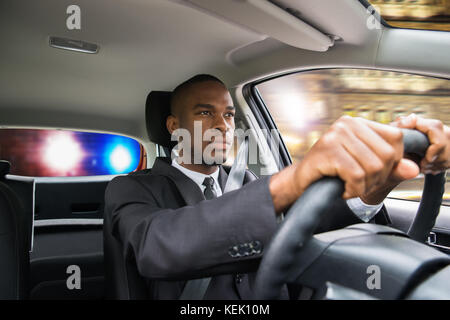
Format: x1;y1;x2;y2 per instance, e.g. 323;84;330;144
242;84;292;170
359;0;392;29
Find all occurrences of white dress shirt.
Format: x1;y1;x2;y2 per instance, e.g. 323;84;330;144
346;197;383;223
172;159;222;197
171;159;382;222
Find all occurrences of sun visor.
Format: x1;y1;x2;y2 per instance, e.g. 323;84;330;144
185;0;334;52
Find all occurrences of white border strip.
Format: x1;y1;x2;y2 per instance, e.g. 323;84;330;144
32;175;119;184
31;179;35;252
34;218;103;227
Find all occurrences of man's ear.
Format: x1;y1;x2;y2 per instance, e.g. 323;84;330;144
166;115;179;135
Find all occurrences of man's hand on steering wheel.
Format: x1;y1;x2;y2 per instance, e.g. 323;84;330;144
359;115;450;205
270;115;450;213
270;116;420;212
391;113;450;175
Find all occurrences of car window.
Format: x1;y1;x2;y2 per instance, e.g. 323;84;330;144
256;68;450;204
0;129;144;177
366;0;450;32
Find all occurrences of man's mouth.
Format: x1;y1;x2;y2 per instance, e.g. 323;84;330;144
208;137;232;147
209;142;231;149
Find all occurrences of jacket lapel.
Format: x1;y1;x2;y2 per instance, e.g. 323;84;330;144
218;166;229;192
151;157;205;205
151;158;236;203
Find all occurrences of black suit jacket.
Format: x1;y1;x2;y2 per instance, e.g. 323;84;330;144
104;157;391;299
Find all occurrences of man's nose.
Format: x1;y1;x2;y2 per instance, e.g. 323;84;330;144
212;114;230;133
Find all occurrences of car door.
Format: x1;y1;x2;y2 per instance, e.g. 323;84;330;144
0;128;146;299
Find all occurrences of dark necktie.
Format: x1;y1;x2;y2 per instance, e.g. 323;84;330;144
202;177;217;200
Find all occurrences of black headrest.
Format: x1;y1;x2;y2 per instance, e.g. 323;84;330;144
0;160;11;176
145;91;173;148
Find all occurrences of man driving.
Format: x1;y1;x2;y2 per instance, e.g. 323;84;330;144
104;74;450;299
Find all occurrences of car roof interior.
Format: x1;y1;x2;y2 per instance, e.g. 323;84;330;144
1;0;450;152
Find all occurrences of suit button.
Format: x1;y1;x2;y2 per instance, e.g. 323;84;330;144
228;246;239;258
238;244;248;256
235;274;243;284
250;240;262;254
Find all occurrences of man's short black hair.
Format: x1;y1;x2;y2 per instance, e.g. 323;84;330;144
170;74;226;115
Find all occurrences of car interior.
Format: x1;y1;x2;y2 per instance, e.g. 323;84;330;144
1;0;450;300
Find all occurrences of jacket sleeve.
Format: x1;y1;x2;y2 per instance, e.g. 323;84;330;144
104;174;278;280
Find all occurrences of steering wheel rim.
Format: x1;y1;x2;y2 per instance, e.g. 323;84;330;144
253;129;446;300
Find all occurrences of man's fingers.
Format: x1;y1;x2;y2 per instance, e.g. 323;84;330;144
421;159;447;174
399;115;446;163
414;117;448;174
361;117;405;149
390;158;420;182
391;113;418;129
341;117;402;184
312;133;366;199
413;117;446;163
424;143;445;164
334;148;367;199
328;116;406;197
340;116;403;160
299;115;428;202
391;114;449;173
335;122;390;190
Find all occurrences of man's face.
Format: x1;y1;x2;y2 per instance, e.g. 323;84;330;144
168;81;235;164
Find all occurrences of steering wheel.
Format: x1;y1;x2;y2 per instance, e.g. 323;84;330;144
254;129;446;300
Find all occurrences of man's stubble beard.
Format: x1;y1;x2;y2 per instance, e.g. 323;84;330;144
195;144;231;166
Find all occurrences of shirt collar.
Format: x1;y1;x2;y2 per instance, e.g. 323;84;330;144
171;158;220;188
